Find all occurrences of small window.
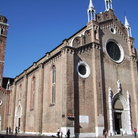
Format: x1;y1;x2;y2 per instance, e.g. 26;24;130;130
0;28;3;35
77;61;90;78
110;27;116;34
78;65;86;75
30;76;35;110
94;30;98;40
51;65;56;104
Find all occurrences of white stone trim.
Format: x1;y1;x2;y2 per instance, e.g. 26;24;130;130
108;87;114;136
109;27;116;34
42;132;56;137
25;132;40;135
108;81;132;136
126;91;132;135
95;126;104;137
70;35;82;47
75;132;96;137
0;22;9;26
77;61;90;78
61;127;74;137
14;101;23;131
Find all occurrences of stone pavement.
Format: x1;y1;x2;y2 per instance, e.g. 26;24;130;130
0;134;137;138
0;134;53;138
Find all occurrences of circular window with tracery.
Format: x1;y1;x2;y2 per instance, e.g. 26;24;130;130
106;40;124;63
77;61;90;78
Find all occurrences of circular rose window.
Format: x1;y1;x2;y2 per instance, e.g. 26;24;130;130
106;40;124;63
77;61;90;78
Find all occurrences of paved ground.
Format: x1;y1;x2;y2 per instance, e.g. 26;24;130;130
0;134;137;138
0;134;54;138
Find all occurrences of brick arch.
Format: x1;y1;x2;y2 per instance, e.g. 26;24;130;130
84;29;92;44
71;36;81;48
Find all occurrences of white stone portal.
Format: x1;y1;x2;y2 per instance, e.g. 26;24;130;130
14;102;22;132
61;127;74;138
108;81;132;136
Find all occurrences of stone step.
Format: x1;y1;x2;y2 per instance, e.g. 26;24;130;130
76;135;136;138
108;136;135;138
0;134;136;138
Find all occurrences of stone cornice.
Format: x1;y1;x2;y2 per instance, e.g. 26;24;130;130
0;22;9;27
0;86;10;94
14;43;100;83
61;42;101;55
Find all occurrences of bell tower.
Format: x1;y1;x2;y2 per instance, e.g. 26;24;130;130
0;15;9;86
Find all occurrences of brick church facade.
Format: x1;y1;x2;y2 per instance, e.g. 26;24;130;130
0;0;138;137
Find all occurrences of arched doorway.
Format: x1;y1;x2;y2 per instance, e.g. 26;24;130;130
15;103;22;133
113;99;123;134
108;84;132;135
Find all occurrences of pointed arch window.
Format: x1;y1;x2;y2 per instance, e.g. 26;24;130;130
30;76;35;110
7;95;11;114
18;84;22;100
94;30;98;40
1;29;3;34
0;28;3;35
51;65;56;104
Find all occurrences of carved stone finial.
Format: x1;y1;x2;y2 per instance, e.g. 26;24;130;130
105;0;113;11
87;0;96;21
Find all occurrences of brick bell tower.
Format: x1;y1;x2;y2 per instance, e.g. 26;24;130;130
0;14;9;86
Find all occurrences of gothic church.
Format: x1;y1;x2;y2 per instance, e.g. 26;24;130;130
0;0;138;137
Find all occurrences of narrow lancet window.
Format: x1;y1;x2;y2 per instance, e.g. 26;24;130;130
51;65;56;104
30;76;35;110
18;84;22;100
0;28;3;35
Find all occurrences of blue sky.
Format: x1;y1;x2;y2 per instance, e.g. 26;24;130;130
1;0;138;78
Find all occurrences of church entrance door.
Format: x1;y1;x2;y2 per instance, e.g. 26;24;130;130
114;112;122;134
18;118;21;132
113;98;123;135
